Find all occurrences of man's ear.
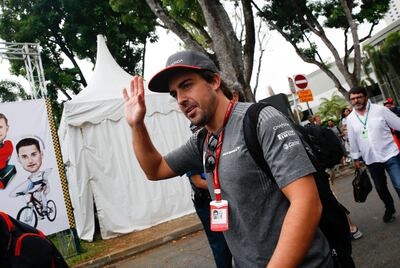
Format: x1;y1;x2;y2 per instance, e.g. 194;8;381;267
211;74;221;91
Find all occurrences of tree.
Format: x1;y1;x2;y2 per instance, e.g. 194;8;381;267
364;32;400;102
112;0;265;101
0;0;156;120
0;80;31;102
252;0;390;99
317;93;348;123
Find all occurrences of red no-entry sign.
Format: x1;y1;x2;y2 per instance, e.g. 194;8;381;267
294;74;308;89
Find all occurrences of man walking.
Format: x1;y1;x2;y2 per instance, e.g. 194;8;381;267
123;50;332;267
347;86;400;223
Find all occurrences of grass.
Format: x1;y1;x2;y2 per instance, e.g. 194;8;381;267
66;238;109;267
49;230;108;267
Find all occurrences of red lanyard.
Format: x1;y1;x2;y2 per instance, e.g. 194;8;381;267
207;101;234;201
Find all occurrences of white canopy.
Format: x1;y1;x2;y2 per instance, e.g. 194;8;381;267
59;35;193;241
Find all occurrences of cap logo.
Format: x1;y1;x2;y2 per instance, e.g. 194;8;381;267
170;59;183;66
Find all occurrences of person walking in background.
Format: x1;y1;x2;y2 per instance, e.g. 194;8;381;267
123;50;333;267
187;124;232;268
327;119;349;167
323;119;363;240
384;98;400;116
306;115;315;126
340;107;352;163
347;86;400;223
383;98;400;149
314;115;322;126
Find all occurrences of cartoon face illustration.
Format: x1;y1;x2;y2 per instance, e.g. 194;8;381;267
18;144;43;173
0;118;9;143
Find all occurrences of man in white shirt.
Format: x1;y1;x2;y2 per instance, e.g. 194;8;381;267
347;86;400;223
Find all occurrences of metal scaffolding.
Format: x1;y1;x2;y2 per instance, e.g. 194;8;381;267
0;41;47;98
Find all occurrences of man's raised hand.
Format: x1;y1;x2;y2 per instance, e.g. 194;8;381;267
123;76;147;127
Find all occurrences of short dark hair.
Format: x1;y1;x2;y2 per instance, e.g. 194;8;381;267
349;86;368;97
0;113;8;126
198;70;233;99
16;138;41;154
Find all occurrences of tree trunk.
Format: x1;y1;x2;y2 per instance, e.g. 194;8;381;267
145;0;256;101
198;0;254;102
341;0;361;85
241;0;255;85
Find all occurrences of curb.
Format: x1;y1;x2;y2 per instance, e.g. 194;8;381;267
74;219;203;268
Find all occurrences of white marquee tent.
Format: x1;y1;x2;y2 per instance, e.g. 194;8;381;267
59;35;194;241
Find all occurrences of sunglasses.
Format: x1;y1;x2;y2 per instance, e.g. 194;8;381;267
205;134;219;173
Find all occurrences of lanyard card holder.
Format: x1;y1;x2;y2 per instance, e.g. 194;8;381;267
210;200;229;231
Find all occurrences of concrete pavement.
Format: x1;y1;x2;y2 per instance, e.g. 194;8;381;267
73;214;203;268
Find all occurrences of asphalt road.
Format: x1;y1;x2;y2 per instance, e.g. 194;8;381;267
107;168;400;268
105;231;215;268
332;170;400;268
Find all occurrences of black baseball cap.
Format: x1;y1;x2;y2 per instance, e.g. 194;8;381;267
148;50;219;93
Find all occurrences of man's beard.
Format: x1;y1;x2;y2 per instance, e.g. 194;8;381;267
190;110;209;127
354;101;367;111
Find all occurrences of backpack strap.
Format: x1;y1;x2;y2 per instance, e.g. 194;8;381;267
0;211;14;253
0;212;13;232
243;103;274;180
195;127;208;154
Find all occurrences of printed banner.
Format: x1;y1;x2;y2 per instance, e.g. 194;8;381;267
0;99;70;235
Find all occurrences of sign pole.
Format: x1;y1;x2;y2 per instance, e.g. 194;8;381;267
288;77;301;123
306;101;313;115
292;94;302;123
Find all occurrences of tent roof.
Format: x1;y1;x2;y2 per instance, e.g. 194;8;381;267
62;35;181;126
70;35;133;103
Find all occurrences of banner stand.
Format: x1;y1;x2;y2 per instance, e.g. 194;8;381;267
45;98;81;257
54;228;81;257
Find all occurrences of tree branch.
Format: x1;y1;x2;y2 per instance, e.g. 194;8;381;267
347;21;378;54
340;0;360;85
186;17;213;47
50;29;87;87
343;27;350;73
253;20;268;97
303;32;324;64
268;18;348;97
145;0;206;54
241;0;256;84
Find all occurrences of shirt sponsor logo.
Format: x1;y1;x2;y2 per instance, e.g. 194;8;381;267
277;130;295;140
273;123;290;131
283;140;300;150
222;146;240;156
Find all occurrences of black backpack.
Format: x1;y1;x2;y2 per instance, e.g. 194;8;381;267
0;211;69;268
243;103;353;267
302;124;345;169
